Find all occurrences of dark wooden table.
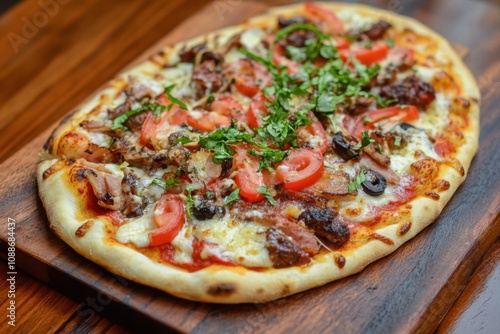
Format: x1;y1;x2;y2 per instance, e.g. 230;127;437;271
0;0;499;333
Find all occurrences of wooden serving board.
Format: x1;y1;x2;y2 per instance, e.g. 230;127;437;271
1;1;499;333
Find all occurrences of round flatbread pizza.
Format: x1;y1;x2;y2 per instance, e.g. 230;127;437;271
37;2;480;303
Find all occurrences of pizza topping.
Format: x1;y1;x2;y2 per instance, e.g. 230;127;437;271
332;132;360;160
192;56;225;94
354;20;392;41
178;42;206;63
361;170;387;196
304;2;345;35
149;194;185;246
78;166;125;211
380;75;436;109
265;227;310;268
192;200;224;221
42;3;474;274
298;208;350;247
276;149;324;191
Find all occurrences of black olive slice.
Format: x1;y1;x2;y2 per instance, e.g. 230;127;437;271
361;170;387;196
399;122;416;130
192;201;224;220
332;132;359;161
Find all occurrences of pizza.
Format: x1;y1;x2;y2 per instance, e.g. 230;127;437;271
37;2;480;303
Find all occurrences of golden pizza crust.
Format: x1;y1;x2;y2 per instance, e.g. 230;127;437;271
37;2;480;303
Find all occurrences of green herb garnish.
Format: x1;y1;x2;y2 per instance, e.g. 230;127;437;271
353;131;375;150
224;188;240;206
256;186;277;205
164;84;187;111
112;103;165;131
152;177;180;188
348;169;366;193
394;135;402;147
174;136;194;145
185;185;196;219
248;147;290;172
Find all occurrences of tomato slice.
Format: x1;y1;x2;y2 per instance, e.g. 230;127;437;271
304;2;345;35
352;105;419;138
140;107;188;147
340;41;390;65
277;149;324;191
149;194;185;247
233;148;265;202
333;37;350;49
225;59;271;97
248;93;269;128
209;94;248;123
297;121;328;154
186;111;231;132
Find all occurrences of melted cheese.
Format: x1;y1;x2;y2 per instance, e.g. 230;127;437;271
115;206;155;247
192;215;272;267
413;93;450;135
337;9;376;31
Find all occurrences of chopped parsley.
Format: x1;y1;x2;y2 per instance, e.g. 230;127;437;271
248;147;290;172
164;84;187;111
152;178;180;188
256;186;277;205
174;136;194;145
111;103;165;131
386;38;395;48
198;121;253;163
224;188;240;206
394;135;402;147
353;131;375;151
196;21;396;172
185;185;196;219
348;169;366;193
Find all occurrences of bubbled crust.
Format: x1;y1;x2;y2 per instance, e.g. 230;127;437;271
37;2;479;303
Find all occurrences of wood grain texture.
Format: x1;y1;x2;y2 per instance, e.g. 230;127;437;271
0;0;212;164
0;0;499;333
437;239;500;334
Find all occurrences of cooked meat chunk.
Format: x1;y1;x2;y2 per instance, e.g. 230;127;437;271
380;75;436;109
281;29;317;48
108;99;133;119
192;59;225;94
124;111;148;132
121;169;140;195
362;20;392;40
298;209;350;247
265;228;310;268
178;42;206;63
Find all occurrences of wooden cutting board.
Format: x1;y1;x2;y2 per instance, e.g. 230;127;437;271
1;1;499;333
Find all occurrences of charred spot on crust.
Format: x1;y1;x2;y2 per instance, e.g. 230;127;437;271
207;283;235;297
75;220;94;238
281;284;291;295
398;222;412;236
368;233;395;246
334;254;346;269
424;191;440;200
298;209;350;247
